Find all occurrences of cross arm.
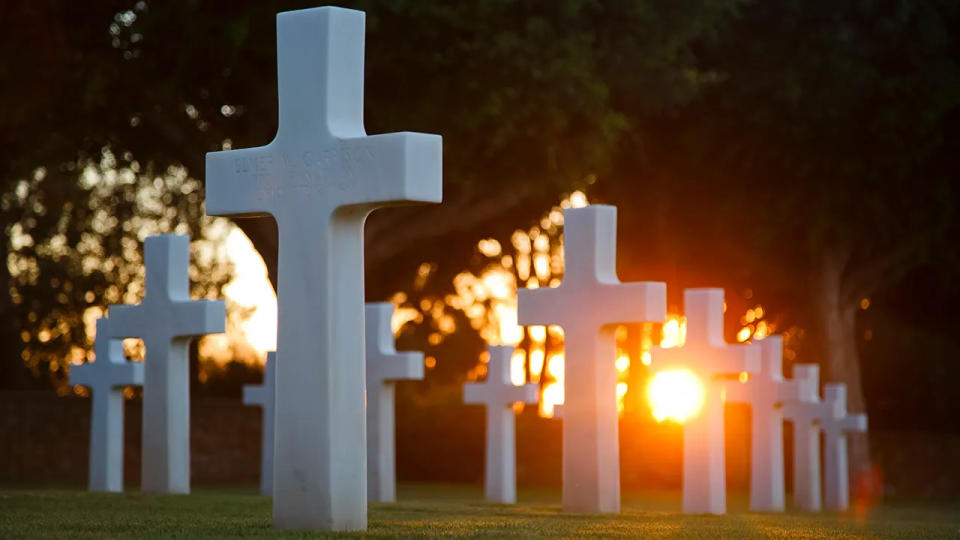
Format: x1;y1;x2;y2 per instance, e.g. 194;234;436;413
205;145;279;218
69;357;142;390
337;132;442;208
109;361;144;388
507;383;539;406
517;286;565;326
462;383;490;406
68;362;99;389
243;385;268;407
840;413;868;433
171;299;226;338
777;378;803;403
593;282;666;325
371;351;424;384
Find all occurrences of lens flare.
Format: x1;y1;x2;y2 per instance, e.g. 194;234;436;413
647;369;705;423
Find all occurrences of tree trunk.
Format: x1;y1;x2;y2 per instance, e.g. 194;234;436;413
812;251;872;488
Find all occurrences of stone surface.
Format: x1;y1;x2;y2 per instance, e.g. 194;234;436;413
652;288;760;515
518;205;666;513
108;234;226;494
724;336;798;512
69;318;144;492
243;352;276;496
205;6;441;530
463;345;538;504
822;383;868;511
365;303;424;503
781;364;826;511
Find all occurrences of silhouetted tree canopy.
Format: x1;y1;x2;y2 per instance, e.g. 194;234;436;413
1;1;958;455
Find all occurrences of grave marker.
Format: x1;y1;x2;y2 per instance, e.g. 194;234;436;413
70;318;143;492
108;234;226;494
463;345;538;504
365;303;424;503
781;364;825;511
205;6;441;530
652;288;760;514
724;336;799;511
243;352;277;496
822;383;867;511
518;205;666;513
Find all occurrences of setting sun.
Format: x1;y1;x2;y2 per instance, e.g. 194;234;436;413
647;369;705;423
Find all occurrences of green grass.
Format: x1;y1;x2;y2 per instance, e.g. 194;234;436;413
1;484;958;538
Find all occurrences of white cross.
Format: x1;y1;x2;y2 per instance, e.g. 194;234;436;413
463;346;538;504
70;318;143;493
518;205;665;513
365;303;424;503
204;7;441;530
821;383;867;511
652;288;760;515
724;336;799;511
781;364;826;511
108;234;225;494
243;352;276;497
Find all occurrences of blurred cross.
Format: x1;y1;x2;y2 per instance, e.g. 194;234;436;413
652;288;761;515
108;234;226;494
365;303;424;503
243;352;277;497
518;204;666;513
70;317;143;493
463;346;538;504
204;6;442;530
725;336;798;511
781;364;827;511
821;383;868;511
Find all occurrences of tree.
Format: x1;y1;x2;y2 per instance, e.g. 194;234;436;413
605;0;960;475
0;0;742;386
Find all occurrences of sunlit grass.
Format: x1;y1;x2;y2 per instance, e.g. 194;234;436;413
1;484;958;538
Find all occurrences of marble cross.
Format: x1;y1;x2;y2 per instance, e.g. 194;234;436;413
518;205;666;513
243;352;277;496
108;234;226;494
652;288;760;515
781;364;826;511
205;7;441;530
821;383;868;511
70;318;143;492
463;345;538;504
724;336;799;512
365;303;424;503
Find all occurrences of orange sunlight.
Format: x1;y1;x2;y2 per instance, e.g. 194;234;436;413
647;369;705;423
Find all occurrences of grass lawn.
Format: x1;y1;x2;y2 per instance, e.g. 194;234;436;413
1;483;958;538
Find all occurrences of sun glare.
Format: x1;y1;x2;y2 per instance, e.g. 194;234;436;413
647;369;705;423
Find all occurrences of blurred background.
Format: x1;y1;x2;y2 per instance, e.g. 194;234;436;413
0;1;958;498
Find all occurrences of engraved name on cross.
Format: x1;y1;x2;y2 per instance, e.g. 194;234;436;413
205;6;442;531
